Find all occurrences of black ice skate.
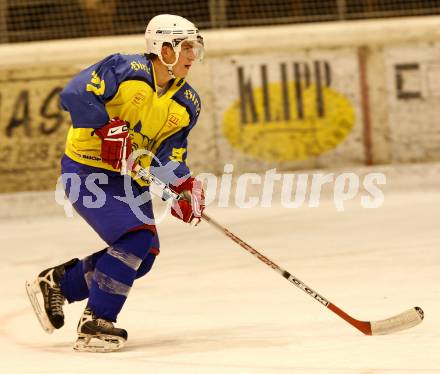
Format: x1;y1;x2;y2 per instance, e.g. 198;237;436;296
25;258;78;333
74;307;127;353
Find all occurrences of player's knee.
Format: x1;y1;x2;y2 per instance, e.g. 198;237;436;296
112;229;154;263
135;249;159;279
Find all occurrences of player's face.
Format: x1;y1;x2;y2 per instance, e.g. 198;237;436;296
172;41;197;78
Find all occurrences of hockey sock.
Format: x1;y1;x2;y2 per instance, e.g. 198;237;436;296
135;251;157;279
60;243;158;303
87;229;154;322
60;248;106;303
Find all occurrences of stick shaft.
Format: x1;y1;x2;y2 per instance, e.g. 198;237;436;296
201;212;374;334
201;212;327;302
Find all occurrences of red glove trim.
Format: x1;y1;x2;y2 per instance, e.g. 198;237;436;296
94;117;132;170
170;177;205;224
172;176;195;194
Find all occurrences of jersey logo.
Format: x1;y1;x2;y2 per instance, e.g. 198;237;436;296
132;120;155;150
167;113;182;127
131;91;147;107
86;71;106;96
169;147;186;162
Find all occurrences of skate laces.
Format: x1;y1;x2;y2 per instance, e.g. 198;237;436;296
49;287;65;316
41;268;65;315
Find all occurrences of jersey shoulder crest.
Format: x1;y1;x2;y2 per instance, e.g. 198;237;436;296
173;82;201;122
114;54;154;88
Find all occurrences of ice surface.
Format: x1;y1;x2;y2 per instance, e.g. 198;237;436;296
0;188;439;373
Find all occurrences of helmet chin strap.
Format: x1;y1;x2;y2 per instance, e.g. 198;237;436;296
159;51;180;79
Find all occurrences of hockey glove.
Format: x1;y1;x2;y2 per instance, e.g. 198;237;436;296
171;177;205;224
94;117;132;171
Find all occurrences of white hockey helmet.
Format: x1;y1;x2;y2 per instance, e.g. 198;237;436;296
145;14;204;68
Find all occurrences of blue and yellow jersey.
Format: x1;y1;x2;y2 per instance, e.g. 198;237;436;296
60;53;201;185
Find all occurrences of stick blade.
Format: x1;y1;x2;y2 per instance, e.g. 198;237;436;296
370;306;424;335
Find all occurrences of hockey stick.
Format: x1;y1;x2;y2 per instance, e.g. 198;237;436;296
134;165;424;335
199;213;423;335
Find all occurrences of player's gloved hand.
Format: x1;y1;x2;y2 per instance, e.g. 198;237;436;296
171;177;205;224
94;117;132;170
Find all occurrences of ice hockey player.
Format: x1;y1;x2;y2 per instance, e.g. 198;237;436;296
25;14;205;352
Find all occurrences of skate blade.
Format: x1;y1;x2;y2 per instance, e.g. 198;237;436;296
73;334;126;353
25;279;54;334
